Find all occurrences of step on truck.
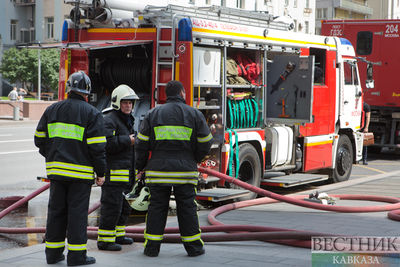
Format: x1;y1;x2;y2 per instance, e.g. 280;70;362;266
56;1;366;202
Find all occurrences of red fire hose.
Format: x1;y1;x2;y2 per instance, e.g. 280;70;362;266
1;168;400;249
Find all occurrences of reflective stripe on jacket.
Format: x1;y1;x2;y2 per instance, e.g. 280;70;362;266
34;93;106;183
135;95;213;186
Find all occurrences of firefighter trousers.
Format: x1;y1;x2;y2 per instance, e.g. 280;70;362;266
98;184;131;243
144;184;203;254
45;180;91;261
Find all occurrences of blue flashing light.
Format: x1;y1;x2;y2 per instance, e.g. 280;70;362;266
339;38;352;46
178;18;192;41
62;20;68;41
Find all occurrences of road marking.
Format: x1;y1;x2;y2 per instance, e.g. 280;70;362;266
26;217;38;246
356;165;386;174
0;139;32;143
0;150;38;155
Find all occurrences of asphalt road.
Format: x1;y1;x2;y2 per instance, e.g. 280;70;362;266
0;120;45;186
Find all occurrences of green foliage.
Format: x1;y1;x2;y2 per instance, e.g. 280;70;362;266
0;47;60;96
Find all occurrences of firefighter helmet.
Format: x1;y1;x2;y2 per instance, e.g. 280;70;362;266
111;84;139;110
66;71;91;95
124;183;150;211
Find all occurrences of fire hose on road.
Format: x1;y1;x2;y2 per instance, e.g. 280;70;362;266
1;167;400;248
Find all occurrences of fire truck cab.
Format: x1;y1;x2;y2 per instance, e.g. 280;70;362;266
59;2;364;202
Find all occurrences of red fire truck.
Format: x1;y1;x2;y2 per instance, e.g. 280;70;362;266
321;19;400;152
56;2;365;201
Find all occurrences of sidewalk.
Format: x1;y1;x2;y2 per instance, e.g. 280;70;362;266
0;171;400;266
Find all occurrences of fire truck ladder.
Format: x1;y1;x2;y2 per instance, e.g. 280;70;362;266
141;4;291;31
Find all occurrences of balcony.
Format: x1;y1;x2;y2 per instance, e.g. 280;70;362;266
13;0;35;6
333;0;373;15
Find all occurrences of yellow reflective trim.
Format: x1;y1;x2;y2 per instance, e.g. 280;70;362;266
154;126;192;141
192;27;336;48
48;122;84;141
116;231;125;237
45;241;65;249
110;176;130;182
197;133;213;143
46;161;93;173
46;169;94;179
145;178;198;185
181;233;201;242
67;243;87;251
304;140;333;147
146;171;198;177
138;132;149;141
144;233;163;241
87;136;106;144
97;236;116;242
116;225;125;231
35;130;46;138
98;229;116;236
110;169;129;175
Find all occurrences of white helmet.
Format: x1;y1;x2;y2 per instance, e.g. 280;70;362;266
111;84;139;110
124;182;150;211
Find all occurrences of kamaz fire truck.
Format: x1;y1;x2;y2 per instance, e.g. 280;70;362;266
321;19;400;153
56;1;365;202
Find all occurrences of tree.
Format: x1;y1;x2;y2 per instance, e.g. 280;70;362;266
0;47;60;97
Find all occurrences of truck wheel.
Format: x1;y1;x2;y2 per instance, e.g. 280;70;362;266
330;134;353;183
232;143;262;201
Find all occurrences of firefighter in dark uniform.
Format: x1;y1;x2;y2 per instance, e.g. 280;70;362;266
97;84;139;251
34;71;106;266
135;80;213;257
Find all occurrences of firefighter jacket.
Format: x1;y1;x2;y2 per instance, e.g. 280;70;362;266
103;109;135;186
135;95;213;186
34;93;106;184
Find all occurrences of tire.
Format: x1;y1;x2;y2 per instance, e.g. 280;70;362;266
232;143;262;201
330;134;353;183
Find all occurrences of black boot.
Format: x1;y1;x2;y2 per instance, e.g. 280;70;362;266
46;254;65;264
116;236;134;245
144;242;160;257
46;247;65;264
97;241;122;251
187;248;205;257
67;251;96;266
184;241;205;257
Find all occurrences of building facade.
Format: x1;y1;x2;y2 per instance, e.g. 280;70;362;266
315;0;373;34
368;0;400;19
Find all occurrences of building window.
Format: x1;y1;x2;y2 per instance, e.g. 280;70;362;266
237;0;244;9
317;9;322;19
46;17;54;39
294;0;297;8
323;8;327;18
305;21;309;33
306;0;310;8
10;20;17;41
285;0;289;6
293;19;297;31
206;0;211;4
30;28;35;42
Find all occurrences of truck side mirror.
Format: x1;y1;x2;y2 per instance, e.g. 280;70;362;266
366;63;374;89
